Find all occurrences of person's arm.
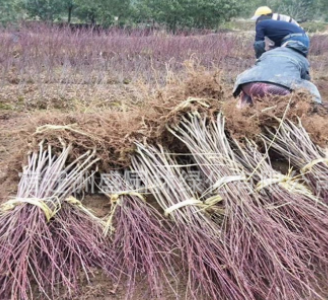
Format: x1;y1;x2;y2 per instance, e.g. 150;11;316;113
254;23;266;59
303;81;322;103
296;80;322;103
301;60;311;81
303;70;311;81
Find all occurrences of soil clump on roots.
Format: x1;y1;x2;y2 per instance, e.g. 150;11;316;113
0;66;327;204
2;67;328;179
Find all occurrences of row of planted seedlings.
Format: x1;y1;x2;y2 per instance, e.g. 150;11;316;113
2;110;328;300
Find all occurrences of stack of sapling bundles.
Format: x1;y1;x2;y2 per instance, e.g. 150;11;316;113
170;113;328;300
233;139;328;297
265;120;328;200
100;171;177;299
0;142;113;300
132;144;250;300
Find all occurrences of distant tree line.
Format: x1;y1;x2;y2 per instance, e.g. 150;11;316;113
0;0;327;29
240;0;327;22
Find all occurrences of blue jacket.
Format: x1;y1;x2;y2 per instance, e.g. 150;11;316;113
233;42;322;103
254;19;306;58
256;19;304;45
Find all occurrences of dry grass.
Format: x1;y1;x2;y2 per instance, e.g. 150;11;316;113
1;61;328;189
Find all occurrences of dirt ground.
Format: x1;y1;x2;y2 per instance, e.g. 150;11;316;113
71;271;189;300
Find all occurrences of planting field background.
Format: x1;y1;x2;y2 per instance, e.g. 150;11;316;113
0;23;328;299
0;2;328;294
0;25;327;112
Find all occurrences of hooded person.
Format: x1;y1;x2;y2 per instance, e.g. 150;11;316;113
251;6;309;58
233;40;321;108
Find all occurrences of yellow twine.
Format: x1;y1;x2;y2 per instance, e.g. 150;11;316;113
256;174;315;200
172;97;210;113
65;196;102;222
203;195;224;207
104;191;146;236
164;195;223;217
213;175;247;190
301;158;328;174
164;198;202;217
0;195;105;224
33;124;102;142
0;197;61;222
108;191;146;204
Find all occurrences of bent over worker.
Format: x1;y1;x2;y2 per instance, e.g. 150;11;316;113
254;18;309;58
252;7;309;58
233;41;321;108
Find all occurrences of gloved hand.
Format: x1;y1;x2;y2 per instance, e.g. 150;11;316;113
254;41;266;59
268;42;276;50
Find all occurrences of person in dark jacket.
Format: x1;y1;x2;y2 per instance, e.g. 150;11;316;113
233;40;321;108
254;18;309;59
